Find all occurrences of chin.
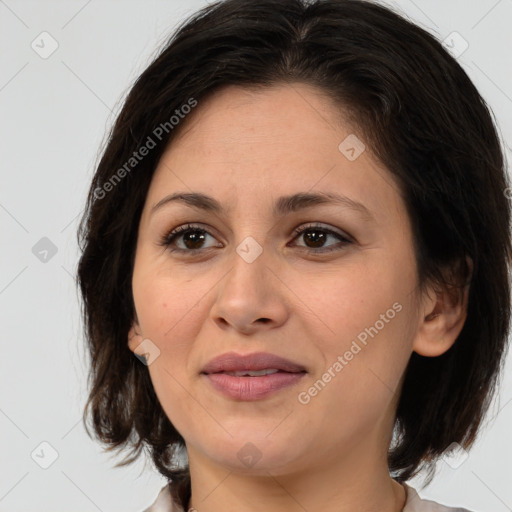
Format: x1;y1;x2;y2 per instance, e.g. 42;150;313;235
202;436;305;475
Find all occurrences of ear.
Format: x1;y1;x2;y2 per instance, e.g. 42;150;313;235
412;257;472;357
127;320;143;353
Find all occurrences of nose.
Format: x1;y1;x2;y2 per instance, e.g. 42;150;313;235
210;241;289;335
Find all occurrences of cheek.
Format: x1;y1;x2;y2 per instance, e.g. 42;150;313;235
133;261;211;347
133;271;209;435
293;302;414;455
289;253;412;343
291;252;416;402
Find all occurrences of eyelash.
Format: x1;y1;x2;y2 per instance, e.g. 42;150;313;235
158;223;353;255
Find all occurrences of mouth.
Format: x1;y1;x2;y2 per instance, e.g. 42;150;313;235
200;352;307;400
217;369;289;377
201;351;307;375
202;371;306;401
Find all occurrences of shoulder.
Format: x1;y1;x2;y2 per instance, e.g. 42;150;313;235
142;484;183;512
403;483;476;512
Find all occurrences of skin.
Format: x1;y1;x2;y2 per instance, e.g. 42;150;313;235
128;83;469;512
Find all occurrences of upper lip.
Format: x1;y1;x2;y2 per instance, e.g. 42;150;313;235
201;352;307;374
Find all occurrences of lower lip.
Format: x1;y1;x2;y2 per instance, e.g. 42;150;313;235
203;371;306;400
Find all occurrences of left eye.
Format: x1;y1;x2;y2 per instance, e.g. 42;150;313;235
158;223;352;254
290;224;352;252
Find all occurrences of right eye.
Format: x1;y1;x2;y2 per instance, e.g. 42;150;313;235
158;223;222;253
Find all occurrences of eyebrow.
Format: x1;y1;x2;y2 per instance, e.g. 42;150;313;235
150;191;375;221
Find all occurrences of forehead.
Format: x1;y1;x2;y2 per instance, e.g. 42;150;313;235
144;83;401;222
168;83;347;156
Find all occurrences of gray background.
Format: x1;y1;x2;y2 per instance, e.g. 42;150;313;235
1;0;511;510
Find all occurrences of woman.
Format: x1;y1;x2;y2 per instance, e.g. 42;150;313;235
77;0;511;511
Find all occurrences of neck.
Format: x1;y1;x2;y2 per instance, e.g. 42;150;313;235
186;438;406;512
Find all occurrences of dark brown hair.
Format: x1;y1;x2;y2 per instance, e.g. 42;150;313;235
77;0;512;508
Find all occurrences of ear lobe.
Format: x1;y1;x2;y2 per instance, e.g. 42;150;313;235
128;323;143;352
412;280;470;357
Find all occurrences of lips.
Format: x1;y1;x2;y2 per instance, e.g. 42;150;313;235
201;351;307;401
201;351;306;375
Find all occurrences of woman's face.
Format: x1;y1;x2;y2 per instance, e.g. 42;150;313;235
129;83;433;476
